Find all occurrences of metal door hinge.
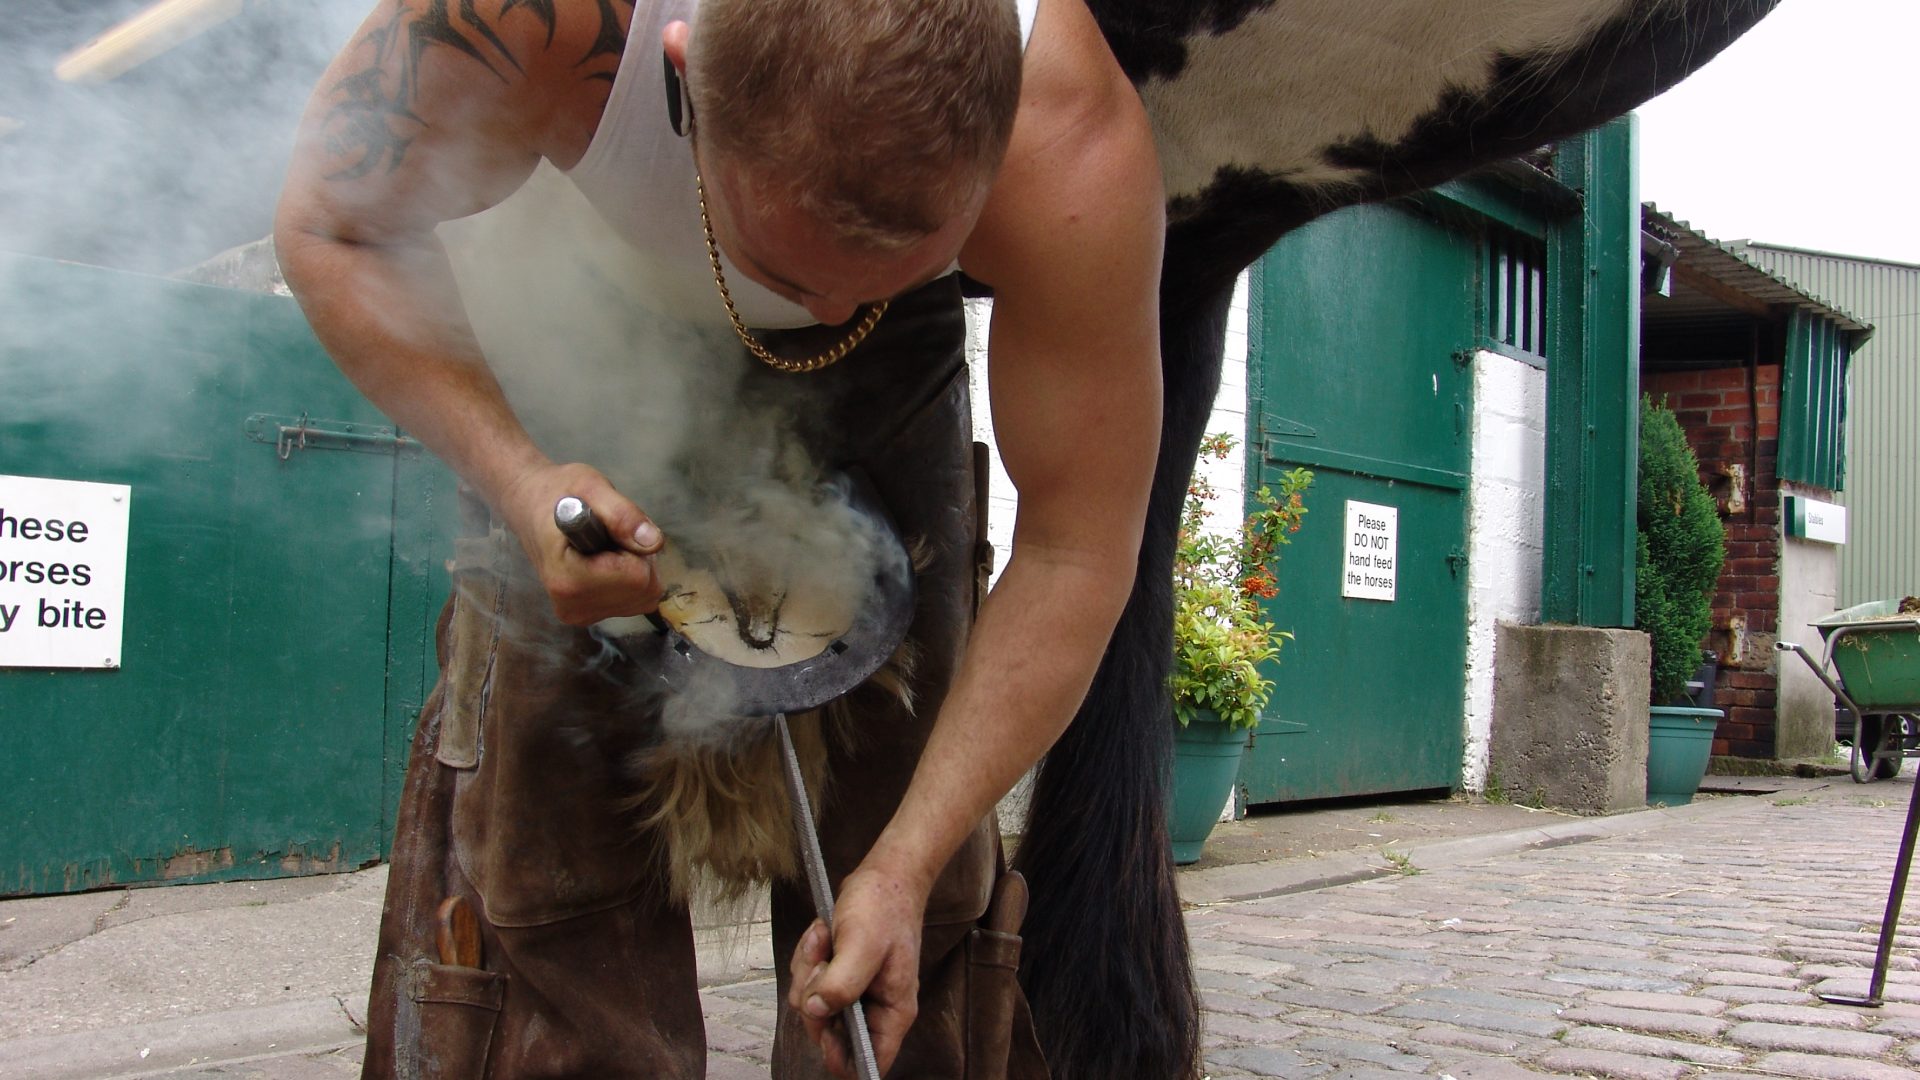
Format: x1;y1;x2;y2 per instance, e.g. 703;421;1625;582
1446;547;1469;576
246;413;422;460
1260;414;1317;440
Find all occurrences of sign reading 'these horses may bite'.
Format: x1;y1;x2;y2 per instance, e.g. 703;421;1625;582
0;474;132;669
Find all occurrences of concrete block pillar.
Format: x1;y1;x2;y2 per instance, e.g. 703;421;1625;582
1489;623;1652;813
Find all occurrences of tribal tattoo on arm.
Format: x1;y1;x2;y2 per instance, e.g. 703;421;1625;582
321;0;632;182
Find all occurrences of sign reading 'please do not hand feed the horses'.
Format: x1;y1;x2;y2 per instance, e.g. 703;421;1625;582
1342;499;1397;602
0;474;132;670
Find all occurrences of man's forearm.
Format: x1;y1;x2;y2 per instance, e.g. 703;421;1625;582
864;543;1135;891
277;227;552;512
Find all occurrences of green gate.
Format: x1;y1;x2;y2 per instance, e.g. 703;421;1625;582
0;253;452;895
1241;203;1476;804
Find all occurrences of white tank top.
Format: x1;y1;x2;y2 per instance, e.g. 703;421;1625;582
565;0;1040;329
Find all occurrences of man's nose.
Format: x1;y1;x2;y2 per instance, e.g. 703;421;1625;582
804;297;861;326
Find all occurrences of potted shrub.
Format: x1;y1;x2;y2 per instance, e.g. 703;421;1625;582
1168;434;1311;863
1635;396;1728;805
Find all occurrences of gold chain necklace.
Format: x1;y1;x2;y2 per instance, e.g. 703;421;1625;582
696;172;887;374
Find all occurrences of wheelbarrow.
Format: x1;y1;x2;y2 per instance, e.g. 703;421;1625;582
1776;598;1920;1008
1777;599;1920;785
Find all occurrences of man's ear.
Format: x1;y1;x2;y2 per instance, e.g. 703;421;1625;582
661;21;693;137
663;52;691;135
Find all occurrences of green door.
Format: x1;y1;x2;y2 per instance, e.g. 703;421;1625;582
1242;203;1474;804
0;254;450;894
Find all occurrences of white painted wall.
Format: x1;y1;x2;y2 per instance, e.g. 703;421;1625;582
1461;350;1549;791
967;274;1251;586
1776;481;1845;758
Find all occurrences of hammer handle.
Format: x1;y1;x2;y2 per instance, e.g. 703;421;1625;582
554;496;615;554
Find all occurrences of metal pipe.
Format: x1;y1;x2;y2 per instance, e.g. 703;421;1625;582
1818;770;1920;1008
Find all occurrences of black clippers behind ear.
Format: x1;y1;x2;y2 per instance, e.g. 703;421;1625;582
664;51;691;136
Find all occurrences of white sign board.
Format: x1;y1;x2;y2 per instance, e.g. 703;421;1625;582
1342;500;1398;602
0;474;133;669
1786;495;1848;546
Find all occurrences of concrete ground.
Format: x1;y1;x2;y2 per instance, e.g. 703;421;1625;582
2;771;1914;1079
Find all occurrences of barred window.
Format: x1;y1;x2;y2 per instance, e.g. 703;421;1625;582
1485;226;1548;361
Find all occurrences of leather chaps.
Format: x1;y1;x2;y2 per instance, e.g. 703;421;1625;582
360;277;1049;1079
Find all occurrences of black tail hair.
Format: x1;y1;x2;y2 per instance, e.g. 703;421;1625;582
1013;280;1235;1080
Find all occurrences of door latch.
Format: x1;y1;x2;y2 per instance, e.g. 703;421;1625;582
1446;547;1469;577
245;413;422;460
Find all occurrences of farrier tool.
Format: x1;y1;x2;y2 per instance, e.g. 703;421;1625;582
555;489;905;1080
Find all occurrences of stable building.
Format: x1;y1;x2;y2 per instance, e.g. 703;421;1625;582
1640;208;1871;761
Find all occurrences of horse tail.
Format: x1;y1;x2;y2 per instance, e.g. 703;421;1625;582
1013;279;1236;1080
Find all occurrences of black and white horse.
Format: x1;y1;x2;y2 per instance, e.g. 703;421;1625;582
1013;3;1777;1077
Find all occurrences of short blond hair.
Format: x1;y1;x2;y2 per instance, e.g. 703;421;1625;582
690;0;1023;249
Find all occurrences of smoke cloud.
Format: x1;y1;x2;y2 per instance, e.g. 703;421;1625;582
441;164;909;736
2;3;910;738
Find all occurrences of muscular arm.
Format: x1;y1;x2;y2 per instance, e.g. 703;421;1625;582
788;0;1164;1068
274;0;660;621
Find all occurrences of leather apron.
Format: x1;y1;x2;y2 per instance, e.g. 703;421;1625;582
359;277;1048;1079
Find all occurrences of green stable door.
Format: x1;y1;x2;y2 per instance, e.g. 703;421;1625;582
1243;203;1474;804
0;254;452;895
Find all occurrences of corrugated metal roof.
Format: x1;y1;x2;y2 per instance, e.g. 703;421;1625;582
1734;243;1920;608
1643;204;1874;338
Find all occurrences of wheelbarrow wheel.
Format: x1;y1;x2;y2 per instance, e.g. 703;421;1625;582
1855;715;1903;783
1876;715;1915;779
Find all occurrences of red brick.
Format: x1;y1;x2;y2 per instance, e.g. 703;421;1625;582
1647;371;1702;393
1727;672;1774;689
1730;706;1775;727
1708;407;1751;427
1678;392;1723;409
1700;368;1749;389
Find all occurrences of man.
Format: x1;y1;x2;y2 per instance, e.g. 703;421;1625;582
275;0;1162;1075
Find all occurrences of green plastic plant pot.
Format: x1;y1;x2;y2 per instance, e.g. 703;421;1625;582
1647;705;1722;806
1169;711;1251;865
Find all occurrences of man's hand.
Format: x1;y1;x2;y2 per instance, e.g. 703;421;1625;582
786;865;929;1077
497;461;666;624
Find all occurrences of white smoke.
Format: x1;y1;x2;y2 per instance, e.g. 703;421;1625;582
440;165;908;734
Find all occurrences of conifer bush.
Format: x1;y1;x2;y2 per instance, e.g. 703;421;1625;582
1634;395;1727;704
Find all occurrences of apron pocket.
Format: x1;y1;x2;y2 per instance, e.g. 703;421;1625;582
408;960;506;1080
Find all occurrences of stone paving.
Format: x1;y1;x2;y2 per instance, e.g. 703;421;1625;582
140;777;1920;1078
1184;782;1920;1080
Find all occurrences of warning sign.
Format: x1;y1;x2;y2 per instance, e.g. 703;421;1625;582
0;474;133;669
1342;500;1397;602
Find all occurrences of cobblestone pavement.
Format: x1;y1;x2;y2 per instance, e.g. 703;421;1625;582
154;777;1920;1078
1186;780;1920;1080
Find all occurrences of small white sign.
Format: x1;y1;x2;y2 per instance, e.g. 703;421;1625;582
1787;495;1848;546
0;474;133;669
1342;500;1398;602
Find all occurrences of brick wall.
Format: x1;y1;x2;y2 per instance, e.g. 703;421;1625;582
1641;364;1782;758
